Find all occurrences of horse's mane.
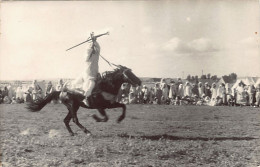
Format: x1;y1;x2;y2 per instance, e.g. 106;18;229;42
94;65;127;95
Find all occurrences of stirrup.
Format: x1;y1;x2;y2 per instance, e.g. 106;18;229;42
83;99;89;107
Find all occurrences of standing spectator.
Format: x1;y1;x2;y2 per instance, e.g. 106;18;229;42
142;85;150;104
32;80;43;101
2;86;8;98
247;85;256;106
136;86;143;104
184;82;192;97
217;83;226;105
16;85;24;102
149;87;155;104
154;82;162;104
0;88;3;104
198;82;204;98
235;82;247;106
169;81;177;100
191;84;199;97
211;83;217;100
178;84;184;98
161;83;169;104
7;84;15;100
129;85;137;104
46;81;54;95
56;79;64;91
204;82;211;98
255;83;260;107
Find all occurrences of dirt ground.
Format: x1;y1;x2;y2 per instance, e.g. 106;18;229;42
0;103;260;167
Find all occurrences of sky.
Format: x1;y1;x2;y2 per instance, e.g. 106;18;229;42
1;0;260;80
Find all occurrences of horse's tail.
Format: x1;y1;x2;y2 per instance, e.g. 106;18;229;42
26;91;61;112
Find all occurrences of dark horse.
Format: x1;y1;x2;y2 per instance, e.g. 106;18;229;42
27;65;141;136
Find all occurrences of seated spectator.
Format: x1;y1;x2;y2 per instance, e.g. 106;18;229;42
3;96;11;104
56;79;64;91
11;97;17;104
16;97;24;104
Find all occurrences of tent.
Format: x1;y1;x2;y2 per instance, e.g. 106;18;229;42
232;79;250;91
255;78;260;88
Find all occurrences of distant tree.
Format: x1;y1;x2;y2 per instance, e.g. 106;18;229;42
201;75;207;79
211;75;218;81
191;76;195;81
207;73;211;79
222;75;230;83
229;73;237;81
186;75;191;81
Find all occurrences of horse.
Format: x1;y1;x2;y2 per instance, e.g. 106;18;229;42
27;65;141;136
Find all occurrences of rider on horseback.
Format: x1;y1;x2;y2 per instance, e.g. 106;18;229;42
72;32;106;106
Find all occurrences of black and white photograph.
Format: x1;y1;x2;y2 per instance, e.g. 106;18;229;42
0;0;260;166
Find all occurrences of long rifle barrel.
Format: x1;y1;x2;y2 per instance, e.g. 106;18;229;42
66;32;109;51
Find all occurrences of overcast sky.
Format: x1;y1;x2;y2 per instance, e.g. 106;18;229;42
1;0;260;80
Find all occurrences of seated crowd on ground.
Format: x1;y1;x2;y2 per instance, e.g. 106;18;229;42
1;78;260;107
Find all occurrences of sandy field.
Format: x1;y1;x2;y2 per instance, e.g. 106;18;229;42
0;104;260;167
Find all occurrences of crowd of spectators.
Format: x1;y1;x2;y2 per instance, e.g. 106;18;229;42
1;78;260;108
117;78;260;107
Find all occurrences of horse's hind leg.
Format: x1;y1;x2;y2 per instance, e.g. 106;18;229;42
64;111;74;136
92;109;108;122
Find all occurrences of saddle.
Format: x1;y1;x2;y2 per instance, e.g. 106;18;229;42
62;72;117;103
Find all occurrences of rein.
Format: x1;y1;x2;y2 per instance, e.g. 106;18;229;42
99;54;119;69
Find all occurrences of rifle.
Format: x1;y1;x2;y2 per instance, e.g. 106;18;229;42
66;32;109;51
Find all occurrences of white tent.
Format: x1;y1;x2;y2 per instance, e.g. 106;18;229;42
232;79;250;91
255;78;260;88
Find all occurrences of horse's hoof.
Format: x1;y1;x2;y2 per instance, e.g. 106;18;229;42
117;117;124;123
70;132;75;136
92;115;101;122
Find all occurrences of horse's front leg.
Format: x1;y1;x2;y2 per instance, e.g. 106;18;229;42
92;109;108;122
72;103;91;135
107;102;126;123
63;111;74;136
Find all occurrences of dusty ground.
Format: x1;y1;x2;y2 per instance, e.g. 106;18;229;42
0;103;260;167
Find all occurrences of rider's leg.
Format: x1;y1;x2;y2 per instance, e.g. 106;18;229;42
82;78;95;106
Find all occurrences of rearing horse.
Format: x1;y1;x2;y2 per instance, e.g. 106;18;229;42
27;65;141;136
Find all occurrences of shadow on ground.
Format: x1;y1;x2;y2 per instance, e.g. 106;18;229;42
117;133;258;141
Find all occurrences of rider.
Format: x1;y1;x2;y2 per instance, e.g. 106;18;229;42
82;32;100;106
72;32;108;106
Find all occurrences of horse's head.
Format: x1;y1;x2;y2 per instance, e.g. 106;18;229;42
117;65;141;87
